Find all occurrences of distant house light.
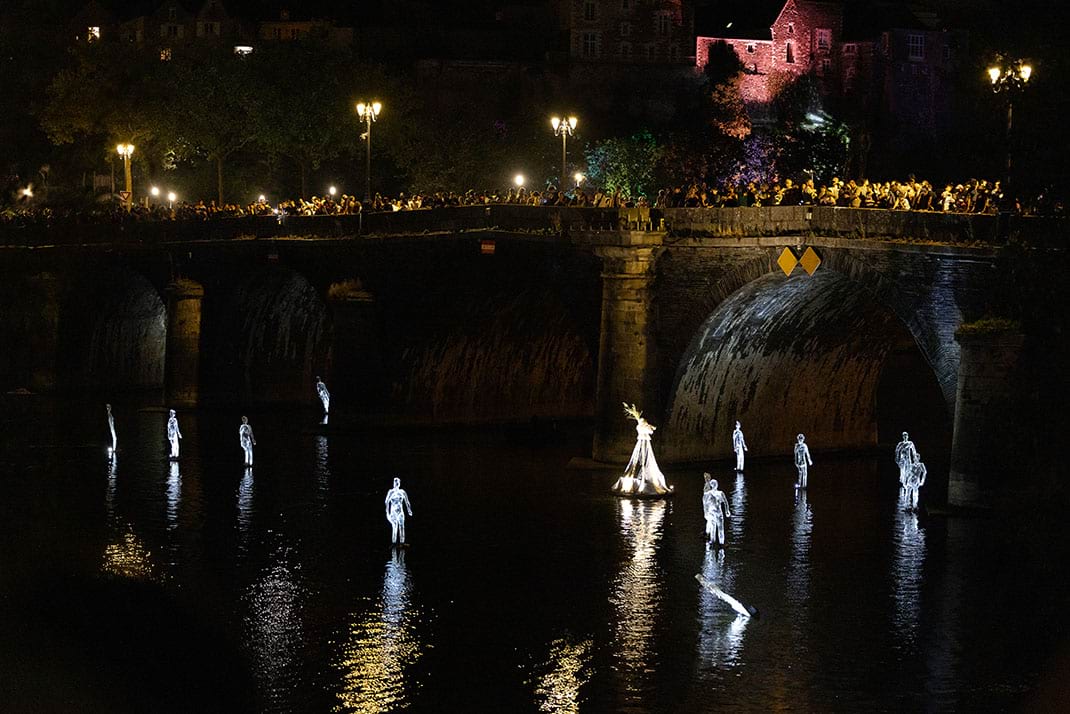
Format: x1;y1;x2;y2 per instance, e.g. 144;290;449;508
88;26;101;42
234;45;253;55
160;47;172;61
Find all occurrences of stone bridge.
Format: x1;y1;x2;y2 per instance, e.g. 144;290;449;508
1;206;1065;506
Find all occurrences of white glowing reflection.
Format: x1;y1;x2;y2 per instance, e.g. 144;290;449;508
789;488;813;604
893;492;926;646
244;546;307;706
729;473;747;541
102;530;155;580
105;455;118;522
237;467;254;556
315;435;330;509
696;549;750;667
163;459;178;521
532;637;593;713
609;498;666;697
335;549;422;712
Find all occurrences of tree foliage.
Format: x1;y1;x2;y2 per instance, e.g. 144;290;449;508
584;131;663;198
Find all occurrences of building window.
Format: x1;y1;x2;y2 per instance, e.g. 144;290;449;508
620;42;631;58
234;45;253;56
818;57;831;75
160;47;172;61
620;22;631;37
657;13;671;36
908;33;924;60
87;26;101;42
584;0;596;21
582;31;599;58
786;40;794;63
788;22;794;35
844;67;856;91
746;43;756;54
272;27;282;39
843;43;856;55
816;28;830;50
167;7;177;21
165;24;179;38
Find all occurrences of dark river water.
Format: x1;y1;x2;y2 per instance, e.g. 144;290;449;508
1;397;1067;712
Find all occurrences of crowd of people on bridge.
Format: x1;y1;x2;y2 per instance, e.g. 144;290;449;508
2;174;1063;228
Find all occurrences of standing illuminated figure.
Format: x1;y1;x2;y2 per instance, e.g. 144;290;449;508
385;477;413;546
895;432;918;490
106;403;117;457
239;416;256;466
732;421;748;472
794;433;813;489
904;458;927;511
315;376;330;415
703;476;732;547
166;409;182;460
613;403;673;497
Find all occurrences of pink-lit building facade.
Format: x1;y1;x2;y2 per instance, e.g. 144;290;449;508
696;0;967;132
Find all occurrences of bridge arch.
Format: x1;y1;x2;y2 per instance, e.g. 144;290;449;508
57;266;167;392
201;266;331;404
662;260;953;462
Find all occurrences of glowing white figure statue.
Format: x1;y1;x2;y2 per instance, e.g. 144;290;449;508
732;421;747;471
895;432;919;490
904;458;927;511
316;376;330;415
385;477;413;545
702;475;732;547
794;433;813;488
239;416;256;466
612;403;673;497
106;403;117;457
167;409;182;460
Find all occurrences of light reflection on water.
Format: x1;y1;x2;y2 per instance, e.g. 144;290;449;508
237;466;255;558
244;545;308;711
334;548;422;713
696;549;750;668
533;637;593;713
609;498;667;704
893;492;926;647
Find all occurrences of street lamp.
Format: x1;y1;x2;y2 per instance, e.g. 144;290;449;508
356;100;382;202
550;115;577;188
574;172;585;188
116;143;135;211
328;185;337;197
986;57;1033;227
514;174;525;188
167;191;176;210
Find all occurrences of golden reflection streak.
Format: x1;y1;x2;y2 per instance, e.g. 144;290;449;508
610;499;667;696
534;637;593;713
101;530;155;580
334;549;421;713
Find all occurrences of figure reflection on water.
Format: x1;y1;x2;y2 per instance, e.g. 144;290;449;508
609;498;666;700
893;491;926;647
730;473;747;542
335;548;422;712
315;435;330;509
105;454;118;523
696;548;750;667
790;488;813;605
166;461;181;531
244;546;307;707
237;467;254;557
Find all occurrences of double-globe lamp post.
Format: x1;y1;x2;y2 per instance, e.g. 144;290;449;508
986;58;1032;223
356;101;382;203
551;116;577;190
116;143;134;211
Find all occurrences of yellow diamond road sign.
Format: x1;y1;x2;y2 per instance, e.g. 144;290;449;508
777;247;798;276
800;246;822;275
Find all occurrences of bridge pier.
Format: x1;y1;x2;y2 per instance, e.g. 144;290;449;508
591;240;662;463
948;329;1024;508
327;281;384;413
165;278;204;407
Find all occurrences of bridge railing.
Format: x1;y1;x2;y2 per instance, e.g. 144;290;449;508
0;206;1063;247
